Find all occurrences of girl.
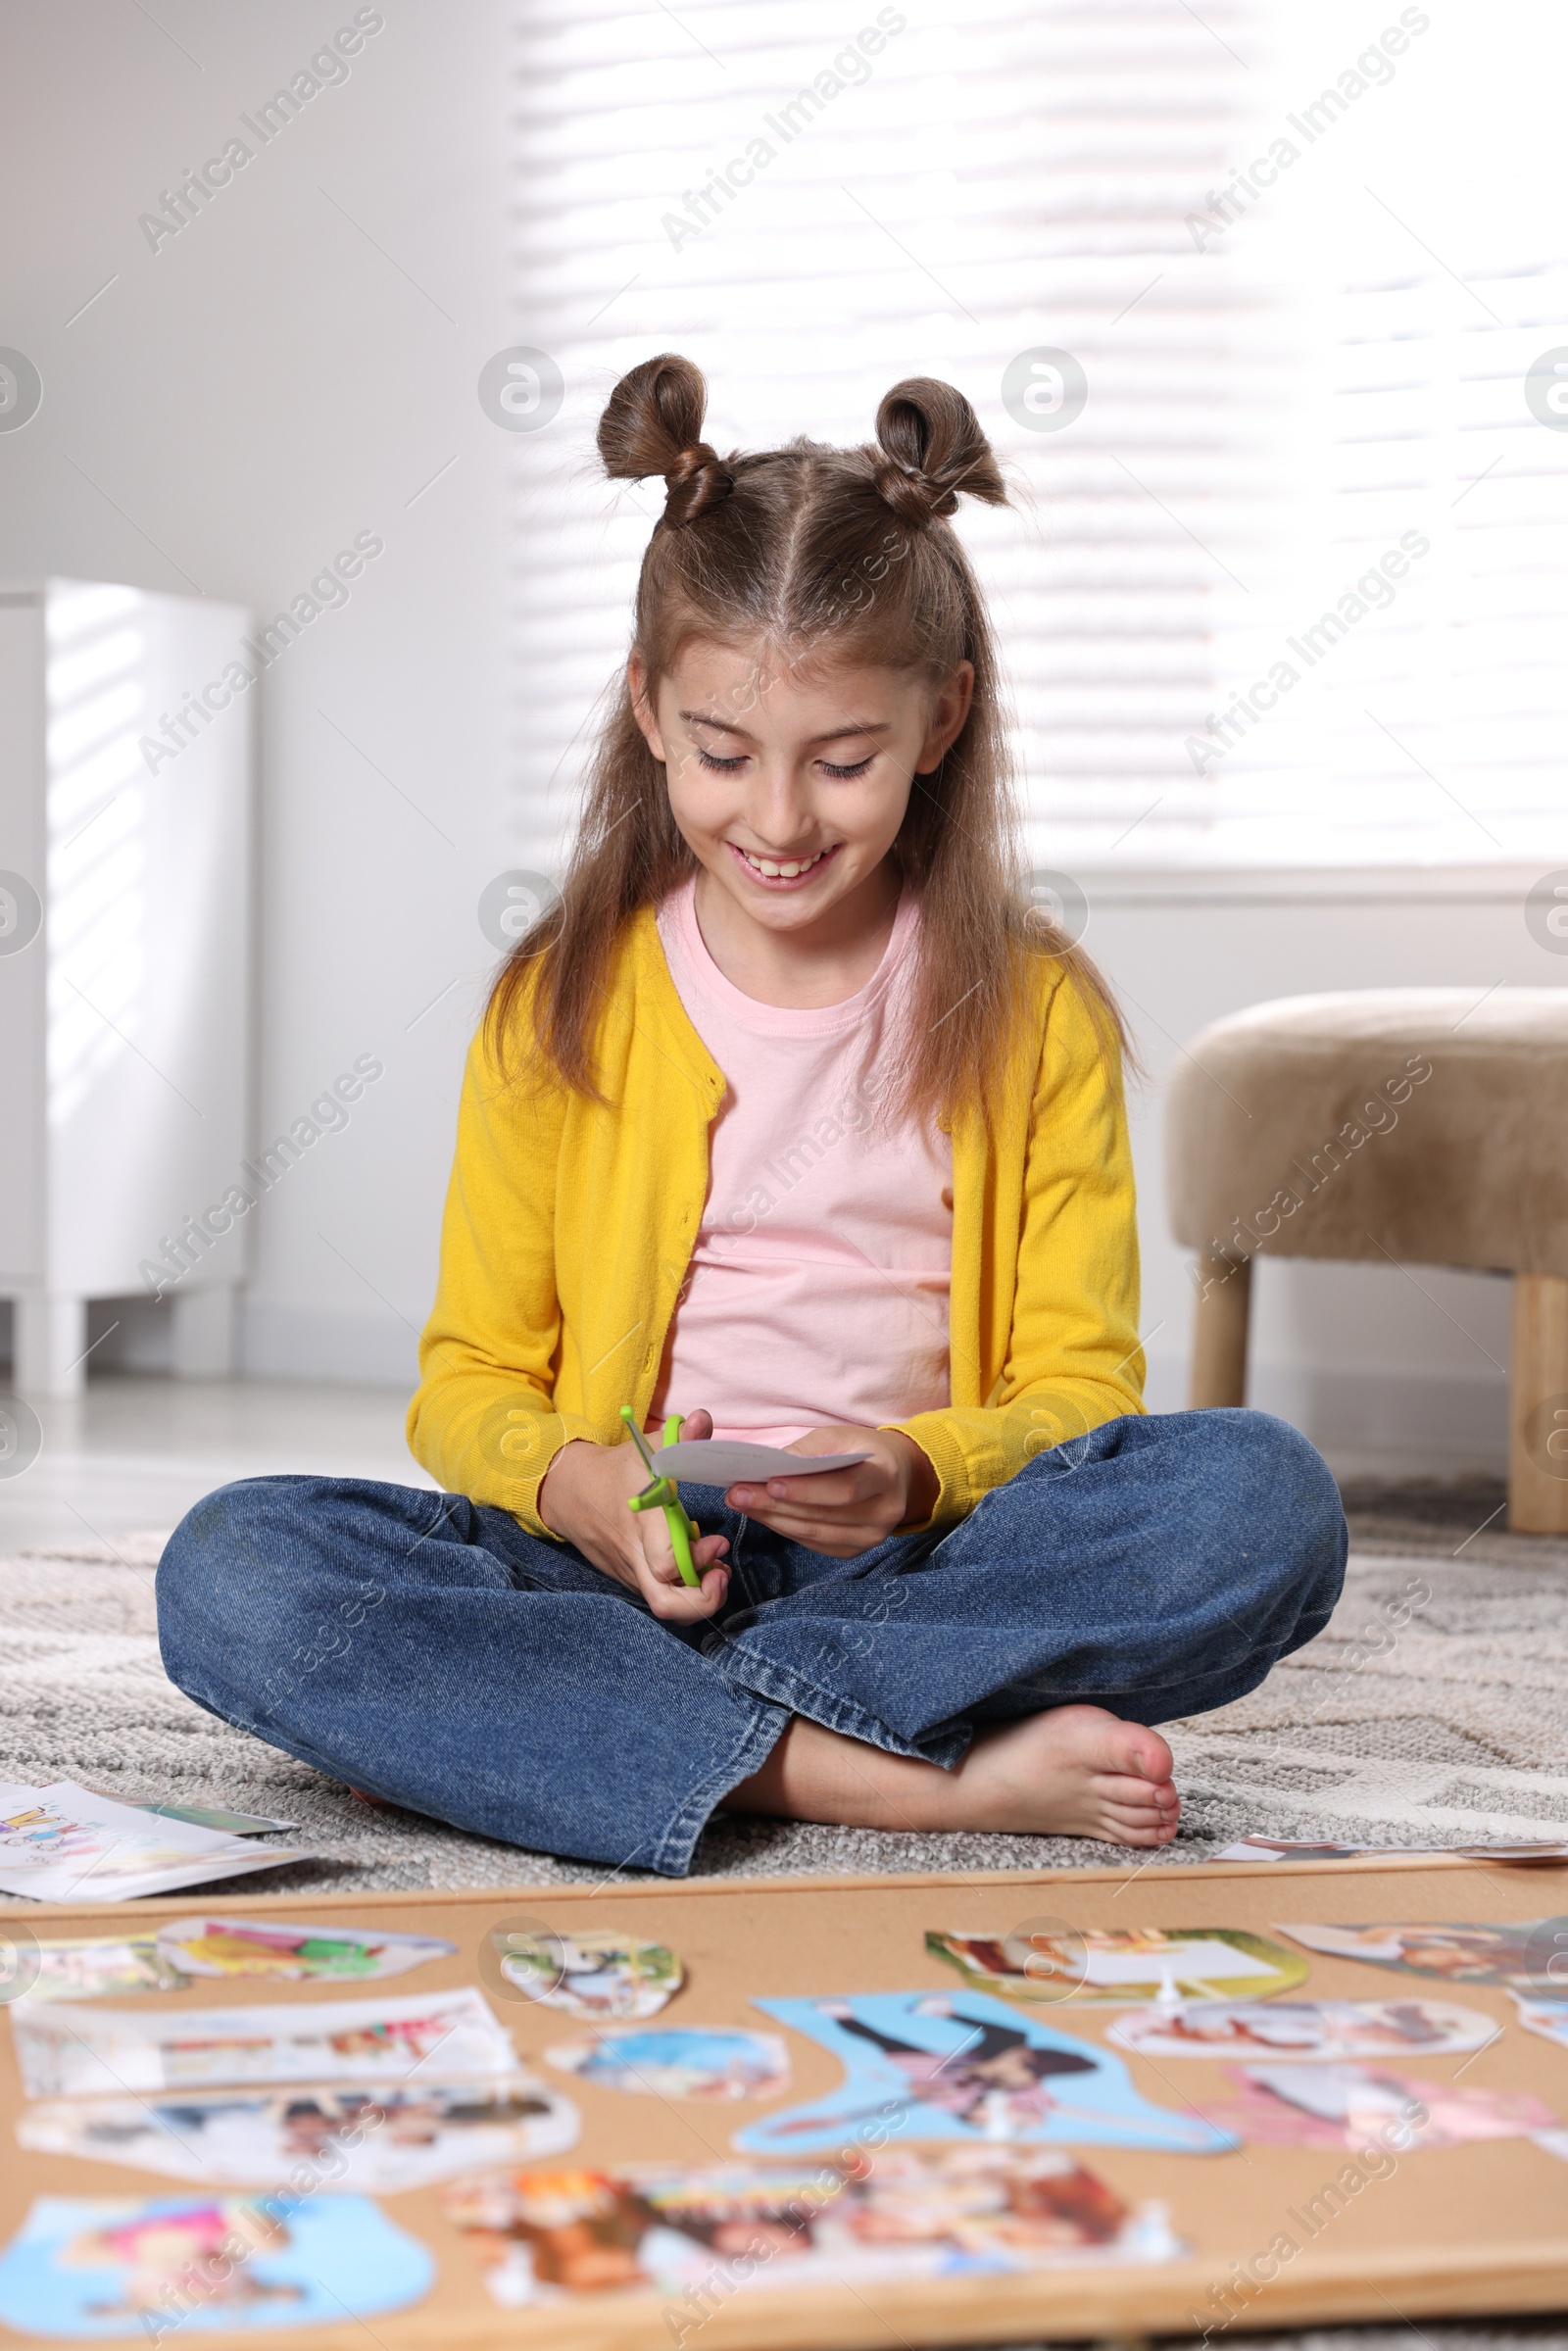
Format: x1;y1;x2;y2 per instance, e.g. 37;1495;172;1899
158;357;1346;1877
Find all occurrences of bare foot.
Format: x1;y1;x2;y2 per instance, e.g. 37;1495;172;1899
951;1706;1180;1844
720;1705;1180;1847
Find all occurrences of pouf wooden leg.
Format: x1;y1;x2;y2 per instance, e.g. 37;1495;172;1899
1509;1272;1568;1534
1190;1254;1251;1409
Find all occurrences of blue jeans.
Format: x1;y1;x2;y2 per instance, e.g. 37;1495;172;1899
156;1408;1346;1877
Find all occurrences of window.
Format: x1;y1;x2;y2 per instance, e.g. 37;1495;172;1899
507;0;1568;870
1200;2;1568;860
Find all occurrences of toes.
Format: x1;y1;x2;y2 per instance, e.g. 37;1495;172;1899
1030;1706;1172;1785
1123;1727;1175;1785
1080;1711;1172;1780
1101;1788;1176;1822
1109;1809;1180;1839
1101;1815;1178;1847
1092;1771;1179;1814
1096;1788;1182;1845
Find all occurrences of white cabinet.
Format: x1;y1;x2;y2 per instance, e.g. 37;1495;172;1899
0;580;253;1395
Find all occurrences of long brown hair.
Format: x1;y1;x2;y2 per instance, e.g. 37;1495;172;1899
488;353;1128;1125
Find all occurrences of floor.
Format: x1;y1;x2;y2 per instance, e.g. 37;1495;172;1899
0;1375;438;1554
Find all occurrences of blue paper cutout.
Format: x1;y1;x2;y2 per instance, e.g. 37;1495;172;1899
733;1991;1235;2157
548;2027;788;2099
0;2194;433;2337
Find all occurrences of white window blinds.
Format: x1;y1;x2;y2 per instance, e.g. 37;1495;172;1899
1199;1;1568;862
507;0;1568;870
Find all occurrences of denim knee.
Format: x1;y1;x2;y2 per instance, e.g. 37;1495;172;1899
157;1477;307;1689
1203;1407;1348;1621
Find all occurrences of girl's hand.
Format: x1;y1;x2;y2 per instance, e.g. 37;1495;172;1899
537;1408;731;1623
725;1426;939;1559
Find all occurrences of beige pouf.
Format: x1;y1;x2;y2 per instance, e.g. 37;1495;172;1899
1164;988;1568;1532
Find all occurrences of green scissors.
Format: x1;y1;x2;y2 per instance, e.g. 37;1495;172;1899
619;1405;701;1588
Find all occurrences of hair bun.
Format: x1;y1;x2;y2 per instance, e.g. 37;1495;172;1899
662;439;734;527
598;353;734;527
872;377;1007;525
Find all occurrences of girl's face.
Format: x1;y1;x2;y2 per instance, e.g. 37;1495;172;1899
630;638;972;941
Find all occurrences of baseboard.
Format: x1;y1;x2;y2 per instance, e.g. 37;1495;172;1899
1143;1349;1508;1470
239;1303;419;1388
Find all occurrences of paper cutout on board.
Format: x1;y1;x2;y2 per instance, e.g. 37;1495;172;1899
445;2147;1183;2307
19;2077;579;2193
12;1987;514;2100
11;1939;187;2004
546;2028;789;2102
1277;1917;1568;1993
0;2195;433;2337
928;1926;1307;2005
732;1993;1235;2155
1207;2064;1558;2152
1512;1991;1568;2051
492;1930;682;2020
156;1917;455;1984
1106;1996;1495;2063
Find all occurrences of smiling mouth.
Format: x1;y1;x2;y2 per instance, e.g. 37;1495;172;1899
729;842;838;883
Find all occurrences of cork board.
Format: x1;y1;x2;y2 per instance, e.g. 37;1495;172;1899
0;1857;1565;2348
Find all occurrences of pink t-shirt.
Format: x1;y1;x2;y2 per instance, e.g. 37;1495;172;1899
649;879;954;1445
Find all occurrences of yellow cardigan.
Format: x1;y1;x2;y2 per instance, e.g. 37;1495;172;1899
408;906;1145;1538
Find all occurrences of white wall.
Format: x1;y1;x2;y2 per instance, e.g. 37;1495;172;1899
0;0;515;1387
1;2;1561;1473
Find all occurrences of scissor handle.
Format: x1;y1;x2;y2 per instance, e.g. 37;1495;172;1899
620;1407;701;1587
663;1496;699;1587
